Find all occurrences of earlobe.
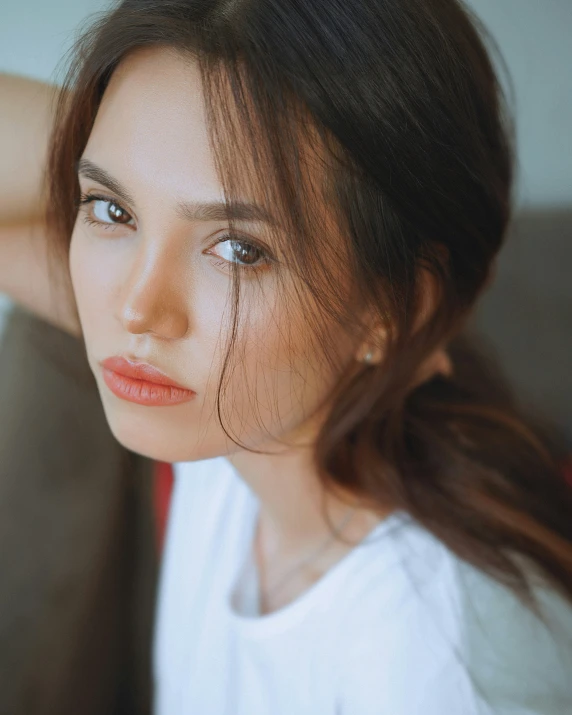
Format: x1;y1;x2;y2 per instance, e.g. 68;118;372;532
355;312;389;365
435;349;453;378
409;346;453;389
412;261;445;336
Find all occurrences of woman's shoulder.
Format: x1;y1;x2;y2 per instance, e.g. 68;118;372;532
446;550;572;707
361;511;572;651
342;516;572;713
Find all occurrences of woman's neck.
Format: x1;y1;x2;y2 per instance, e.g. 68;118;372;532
227;439;392;615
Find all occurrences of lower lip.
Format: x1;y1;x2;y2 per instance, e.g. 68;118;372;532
102;368;196;406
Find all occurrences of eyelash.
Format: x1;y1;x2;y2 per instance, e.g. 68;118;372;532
76;192;273;274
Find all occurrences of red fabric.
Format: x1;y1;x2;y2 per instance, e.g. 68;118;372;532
152;455;572;556
562;456;572;488
153;461;174;554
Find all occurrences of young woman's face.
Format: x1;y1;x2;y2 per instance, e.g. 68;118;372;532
69;46;351;463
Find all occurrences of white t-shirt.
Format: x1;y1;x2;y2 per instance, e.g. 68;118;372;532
153;455;572;715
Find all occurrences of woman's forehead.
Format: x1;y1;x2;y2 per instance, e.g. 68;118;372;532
84;45;340;249
84;48;222;196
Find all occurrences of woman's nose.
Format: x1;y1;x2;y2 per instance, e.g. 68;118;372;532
117;249;189;339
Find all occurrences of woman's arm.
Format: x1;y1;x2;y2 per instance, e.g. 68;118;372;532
0;73;81;337
0;72;58;224
0;220;81;337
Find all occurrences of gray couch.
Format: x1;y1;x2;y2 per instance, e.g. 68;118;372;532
0;307;157;715
471;209;572;447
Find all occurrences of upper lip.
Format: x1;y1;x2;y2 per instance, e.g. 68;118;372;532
100;356;194;391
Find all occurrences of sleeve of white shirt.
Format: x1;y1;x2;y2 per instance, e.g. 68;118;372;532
338;554;572;715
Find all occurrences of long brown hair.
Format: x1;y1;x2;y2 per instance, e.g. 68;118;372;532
44;0;572;622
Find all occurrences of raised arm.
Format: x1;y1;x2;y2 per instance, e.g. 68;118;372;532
0;73;81;337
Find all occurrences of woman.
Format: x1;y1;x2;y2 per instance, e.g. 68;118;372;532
2;0;572;712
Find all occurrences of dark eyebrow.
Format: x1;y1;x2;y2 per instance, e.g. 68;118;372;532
76;158;277;226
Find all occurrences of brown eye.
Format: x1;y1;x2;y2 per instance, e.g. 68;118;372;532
228;239;263;266
78;193;135;228
206;235;273;273
92;198;132;225
105;201;131;223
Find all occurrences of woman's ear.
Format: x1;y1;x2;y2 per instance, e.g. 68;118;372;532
355;256;453;382
409;346;453;389
354;311;389;364
409;260;453;386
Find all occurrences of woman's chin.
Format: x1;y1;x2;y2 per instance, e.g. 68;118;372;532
99;397;221;464
108;420;176;462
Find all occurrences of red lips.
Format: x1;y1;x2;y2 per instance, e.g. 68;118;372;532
100;356;196;406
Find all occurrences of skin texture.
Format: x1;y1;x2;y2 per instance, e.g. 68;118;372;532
0;74;80;336
0;72;58;224
70;46;449;611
